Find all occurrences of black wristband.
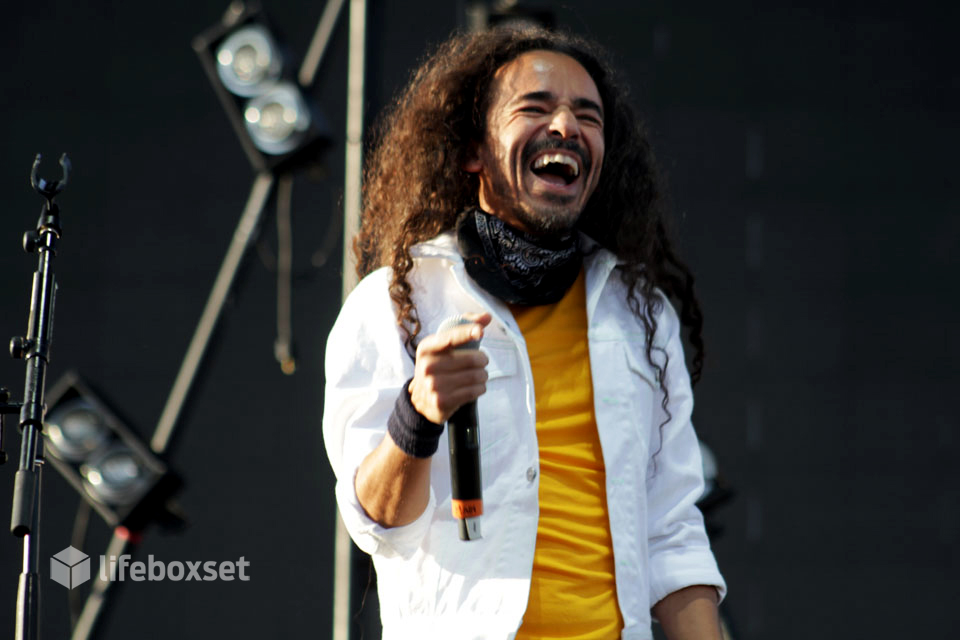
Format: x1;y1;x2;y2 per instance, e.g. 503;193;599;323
387;378;445;458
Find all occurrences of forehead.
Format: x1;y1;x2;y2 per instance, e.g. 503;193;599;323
489;49;601;107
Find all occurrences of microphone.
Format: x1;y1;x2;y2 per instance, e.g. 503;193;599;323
438;315;483;541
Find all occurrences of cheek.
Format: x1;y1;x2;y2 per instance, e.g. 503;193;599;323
487;134;513;164
502;128;526;159
591;137;605;175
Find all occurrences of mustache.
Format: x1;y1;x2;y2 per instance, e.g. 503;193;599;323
521;138;591;175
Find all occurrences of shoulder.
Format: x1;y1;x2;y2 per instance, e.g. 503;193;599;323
409;229;459;260
331;268;396;342
588;254;678;342
327;267;399;366
331;230;463;341
338;229;459;310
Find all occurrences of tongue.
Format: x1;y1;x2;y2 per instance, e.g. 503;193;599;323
539;174;567;186
531;168;569;186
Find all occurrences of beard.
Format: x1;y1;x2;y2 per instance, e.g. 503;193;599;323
476;136;594;235
480;158;583;235
509;192;581;235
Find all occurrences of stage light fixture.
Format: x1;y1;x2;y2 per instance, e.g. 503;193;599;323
195;1;331;172
44;398;110;462
215;24;283;97
43;372;180;529
244;82;312;155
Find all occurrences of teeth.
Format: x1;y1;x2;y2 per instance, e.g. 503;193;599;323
533;153;580;177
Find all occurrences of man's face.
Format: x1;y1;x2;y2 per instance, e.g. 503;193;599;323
465;50;605;234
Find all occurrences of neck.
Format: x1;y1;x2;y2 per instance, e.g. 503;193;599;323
456;208;582;306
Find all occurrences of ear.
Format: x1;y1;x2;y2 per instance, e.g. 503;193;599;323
462;141;483;173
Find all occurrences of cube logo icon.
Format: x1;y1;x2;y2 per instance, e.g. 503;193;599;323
51;546;91;589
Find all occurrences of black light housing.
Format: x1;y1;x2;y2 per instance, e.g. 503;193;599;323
43;372;181;530
194;1;331;172
467;1;556;32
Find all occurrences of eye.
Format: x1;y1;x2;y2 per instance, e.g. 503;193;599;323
519;105;547;114
578;113;603;126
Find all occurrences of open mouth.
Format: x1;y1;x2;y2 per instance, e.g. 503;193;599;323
530;152;580;187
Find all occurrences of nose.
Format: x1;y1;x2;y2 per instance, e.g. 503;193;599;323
548;107;580;140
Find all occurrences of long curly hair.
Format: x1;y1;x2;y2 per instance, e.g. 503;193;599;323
355;26;705;395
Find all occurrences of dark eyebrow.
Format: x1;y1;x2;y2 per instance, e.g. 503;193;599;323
519;91;604;119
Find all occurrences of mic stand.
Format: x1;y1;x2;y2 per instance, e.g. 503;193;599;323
4;153;71;640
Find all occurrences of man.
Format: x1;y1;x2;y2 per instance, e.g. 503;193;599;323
324;26;726;639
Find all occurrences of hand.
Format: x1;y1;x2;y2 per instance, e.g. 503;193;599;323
408;312;491;424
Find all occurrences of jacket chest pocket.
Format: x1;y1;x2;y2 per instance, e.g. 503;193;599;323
593;340;660;457
476;340;521;461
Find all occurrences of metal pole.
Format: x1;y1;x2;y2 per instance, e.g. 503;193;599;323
298;0;347;88
332;2;366;639
151;172;275;453
341;0;366;300
69;533;128;640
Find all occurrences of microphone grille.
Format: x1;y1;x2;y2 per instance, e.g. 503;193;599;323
437;315;470;333
437;315;480;351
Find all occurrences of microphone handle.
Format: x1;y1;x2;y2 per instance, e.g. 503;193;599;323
448;400;482;540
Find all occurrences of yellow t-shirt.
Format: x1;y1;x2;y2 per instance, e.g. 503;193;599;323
512;270;623;639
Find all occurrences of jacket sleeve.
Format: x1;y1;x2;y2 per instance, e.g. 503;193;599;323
322;269;438;558
645;298;727;608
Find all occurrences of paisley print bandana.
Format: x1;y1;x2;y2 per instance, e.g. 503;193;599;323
455;208;582;306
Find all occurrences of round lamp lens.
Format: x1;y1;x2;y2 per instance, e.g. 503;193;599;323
215;25;282;97
45;400;110;462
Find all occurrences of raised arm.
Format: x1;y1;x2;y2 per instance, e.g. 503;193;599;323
354;313;491;527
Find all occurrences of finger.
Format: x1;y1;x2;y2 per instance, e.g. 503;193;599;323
417;312;491;356
434;383;487;418
435;312;492;348
419;367;489;394
409;377;487;423
459;312;492;327
418;323;485;355
418;350;488;375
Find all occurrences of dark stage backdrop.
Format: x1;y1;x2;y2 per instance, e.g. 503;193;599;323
0;1;957;639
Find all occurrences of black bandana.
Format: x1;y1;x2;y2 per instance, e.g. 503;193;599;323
455;208;581;306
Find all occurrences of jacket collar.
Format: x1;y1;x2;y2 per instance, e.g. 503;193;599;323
411;230;621;322
411;229;621;265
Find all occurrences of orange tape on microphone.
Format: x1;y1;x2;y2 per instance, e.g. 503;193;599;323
451;499;483;519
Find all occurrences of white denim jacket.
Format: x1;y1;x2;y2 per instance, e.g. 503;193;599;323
323;232;726;640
